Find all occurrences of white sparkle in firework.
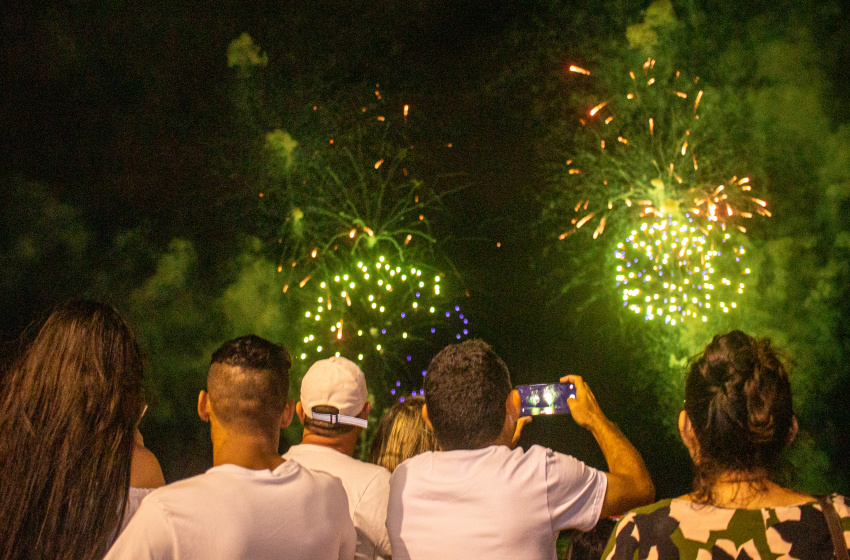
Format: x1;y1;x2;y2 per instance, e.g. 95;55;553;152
560;60;768;325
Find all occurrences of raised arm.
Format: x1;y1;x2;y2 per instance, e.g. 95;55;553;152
562;375;655;519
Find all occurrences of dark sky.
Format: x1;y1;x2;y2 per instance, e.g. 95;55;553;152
1;0;847;490
0;0;561;348
4;0;845;243
0;1;513;212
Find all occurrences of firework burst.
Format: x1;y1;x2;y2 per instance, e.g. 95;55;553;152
294;251;469;393
260;90;470;393
556;59;769;324
614;215;750;325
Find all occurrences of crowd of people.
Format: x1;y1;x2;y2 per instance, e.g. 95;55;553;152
0;299;848;560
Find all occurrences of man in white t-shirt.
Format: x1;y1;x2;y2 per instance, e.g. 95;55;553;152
284;356;392;560
106;335;356;560
386;339;655;560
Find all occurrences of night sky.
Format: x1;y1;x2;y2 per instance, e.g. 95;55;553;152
2;0;848;493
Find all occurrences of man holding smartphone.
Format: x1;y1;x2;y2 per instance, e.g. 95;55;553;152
386;339;654;560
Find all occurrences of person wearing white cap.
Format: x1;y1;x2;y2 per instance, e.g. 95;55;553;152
284;356;392;560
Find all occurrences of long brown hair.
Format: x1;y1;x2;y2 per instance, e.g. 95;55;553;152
0;300;145;560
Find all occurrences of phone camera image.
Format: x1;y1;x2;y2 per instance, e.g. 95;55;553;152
517;382;576;416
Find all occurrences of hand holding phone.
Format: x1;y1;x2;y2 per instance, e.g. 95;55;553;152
558;374;606;431
516;382;577;416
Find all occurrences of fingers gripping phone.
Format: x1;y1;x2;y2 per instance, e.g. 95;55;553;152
516;382;576;416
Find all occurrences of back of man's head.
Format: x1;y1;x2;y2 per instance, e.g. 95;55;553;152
299;356;369;438
207;334;291;434
423;339;512;450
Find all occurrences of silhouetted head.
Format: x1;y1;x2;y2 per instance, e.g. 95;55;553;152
423;339;512;451
684;330;794;500
566;517;617;560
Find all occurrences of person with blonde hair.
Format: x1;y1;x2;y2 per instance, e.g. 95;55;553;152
370;396;437;473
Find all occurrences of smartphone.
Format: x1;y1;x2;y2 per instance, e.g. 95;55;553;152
516;382;576;416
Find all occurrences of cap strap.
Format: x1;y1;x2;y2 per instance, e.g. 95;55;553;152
311;410;368;428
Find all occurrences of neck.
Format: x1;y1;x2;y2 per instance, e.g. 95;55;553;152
703;480;776;508
715;470;770;484
712;473;771;502
300;429;358;457
210;424;284;470
491;431;513;448
688;470;811;508
492;414;517;448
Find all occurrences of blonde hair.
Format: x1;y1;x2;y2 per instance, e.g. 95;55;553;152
370;396;437;472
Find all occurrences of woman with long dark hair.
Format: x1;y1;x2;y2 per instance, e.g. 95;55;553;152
602;330;849;560
0;300;161;560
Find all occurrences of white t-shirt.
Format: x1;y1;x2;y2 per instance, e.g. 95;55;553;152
107;487;156;547
283;444;392;560
105;460;356;560
121;487;156;532
387;444;607;560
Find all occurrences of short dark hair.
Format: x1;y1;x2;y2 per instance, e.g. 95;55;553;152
207;335;291;433
685;330;794;503
423;339;512;450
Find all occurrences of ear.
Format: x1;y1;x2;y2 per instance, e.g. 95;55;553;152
295;401;306;425
507;390;529;449
197;390;212;423
421;403;433;429
678;409;699;462
421;404;442;451
493;390;522;448
280;399;296;429
788;415;799;444
506;389;520;424
357;401;372;420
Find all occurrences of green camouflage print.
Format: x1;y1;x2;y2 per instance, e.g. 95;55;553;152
602;495;850;560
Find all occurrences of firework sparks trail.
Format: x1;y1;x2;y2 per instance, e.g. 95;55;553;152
557;59;771;325
261;86;471;395
295;253;470;397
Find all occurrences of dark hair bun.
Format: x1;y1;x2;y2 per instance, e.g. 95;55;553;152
685;330;793;476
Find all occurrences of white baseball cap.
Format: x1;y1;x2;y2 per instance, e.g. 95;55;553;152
300;356;368;428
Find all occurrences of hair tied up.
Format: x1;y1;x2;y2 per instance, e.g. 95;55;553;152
702;358;732;397
684;330;794;505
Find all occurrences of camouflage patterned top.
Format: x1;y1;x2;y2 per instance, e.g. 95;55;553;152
602;495;850;560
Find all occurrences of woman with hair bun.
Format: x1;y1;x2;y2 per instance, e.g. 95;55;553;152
0;300;163;560
602;330;849;560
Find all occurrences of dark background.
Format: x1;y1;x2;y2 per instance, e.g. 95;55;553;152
1;0;848;497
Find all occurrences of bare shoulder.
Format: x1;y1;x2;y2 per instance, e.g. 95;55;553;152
131;444;166;488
